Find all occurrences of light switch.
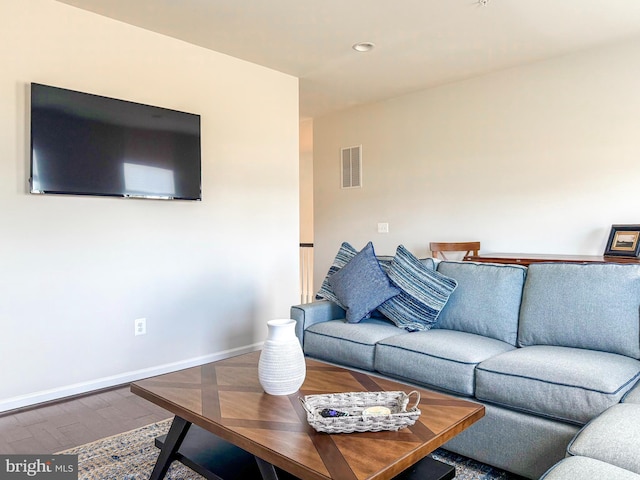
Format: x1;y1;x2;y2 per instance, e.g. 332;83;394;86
377;223;389;233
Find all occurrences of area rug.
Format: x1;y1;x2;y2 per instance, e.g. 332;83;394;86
58;418;517;479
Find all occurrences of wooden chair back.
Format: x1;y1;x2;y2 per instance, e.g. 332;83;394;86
429;241;481;260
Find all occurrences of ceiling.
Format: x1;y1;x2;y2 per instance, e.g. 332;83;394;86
56;0;640;119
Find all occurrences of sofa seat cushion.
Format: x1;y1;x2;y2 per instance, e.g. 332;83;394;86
567;403;640;475
434;261;526;346
476;345;640;424
374;329;515;396
622;381;640;404
303;318;405;371
518;263;640;358
540;456;640;480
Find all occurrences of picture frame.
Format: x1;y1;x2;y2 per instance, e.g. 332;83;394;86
604;224;640;257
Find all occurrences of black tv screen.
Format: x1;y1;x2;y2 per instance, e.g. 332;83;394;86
30;83;201;200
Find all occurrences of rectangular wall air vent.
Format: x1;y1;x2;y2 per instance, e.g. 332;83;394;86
341;145;362;189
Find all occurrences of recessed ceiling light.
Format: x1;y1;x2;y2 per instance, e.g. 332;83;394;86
352;42;375;53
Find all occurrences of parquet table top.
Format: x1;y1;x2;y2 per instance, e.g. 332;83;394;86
132;351;484;480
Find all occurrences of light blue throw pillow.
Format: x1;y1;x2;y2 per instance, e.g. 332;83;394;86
328;242;400;323
378;245;457;331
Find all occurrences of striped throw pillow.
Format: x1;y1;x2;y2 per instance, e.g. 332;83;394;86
378;245;457;331
315;242;358;307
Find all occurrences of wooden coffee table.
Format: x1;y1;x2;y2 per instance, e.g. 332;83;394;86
131;351;484;480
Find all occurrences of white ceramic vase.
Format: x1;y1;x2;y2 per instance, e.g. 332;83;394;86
258;319;306;395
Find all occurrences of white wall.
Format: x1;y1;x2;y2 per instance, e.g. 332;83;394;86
313;38;640;289
299;119;314;244
0;0;299;411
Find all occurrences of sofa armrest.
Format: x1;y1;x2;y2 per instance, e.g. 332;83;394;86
290;300;345;345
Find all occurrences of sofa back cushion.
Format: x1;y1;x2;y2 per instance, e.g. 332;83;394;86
518;263;640;359
435;261;527;345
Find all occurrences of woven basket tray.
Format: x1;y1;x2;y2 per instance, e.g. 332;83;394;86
299;390;421;434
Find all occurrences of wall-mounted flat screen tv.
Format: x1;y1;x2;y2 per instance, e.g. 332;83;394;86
30;83;201;200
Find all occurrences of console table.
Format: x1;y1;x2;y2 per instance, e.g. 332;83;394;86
463;253;640;266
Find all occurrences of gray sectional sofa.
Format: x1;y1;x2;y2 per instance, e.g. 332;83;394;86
290;259;640;479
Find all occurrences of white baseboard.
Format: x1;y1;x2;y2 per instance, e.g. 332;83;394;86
0;343;262;414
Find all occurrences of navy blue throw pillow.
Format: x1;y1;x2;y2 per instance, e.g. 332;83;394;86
328;242;400;323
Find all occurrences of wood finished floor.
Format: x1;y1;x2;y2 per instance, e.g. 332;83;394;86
0;385;171;454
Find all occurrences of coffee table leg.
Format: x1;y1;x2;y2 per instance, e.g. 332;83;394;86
254;456;280;480
149;416;191;480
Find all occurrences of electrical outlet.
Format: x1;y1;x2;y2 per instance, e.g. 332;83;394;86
377;222;389;233
135;318;146;336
